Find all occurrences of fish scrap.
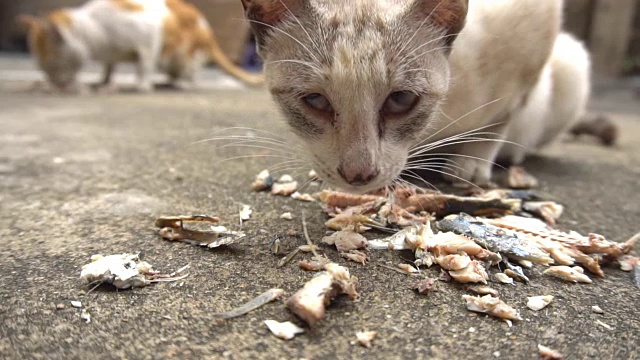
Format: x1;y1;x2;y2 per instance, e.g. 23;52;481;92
449;260;489;283
494;273;514;285
80;253;189;289
462;294;522;321
485;216;635;261
299;255;330;271
544;266;592;283
264;320;305;340
466;285;499;297
538;344;564;360
341;250;368;265
394;192;522;217
251;169;274;191
527;295;554;311
291;192;315;202
522;201;563;227
272;181;298;196
322;228;368;252
156;215;244;247
286;263;358;325
437;214;553;264
214;288;285;320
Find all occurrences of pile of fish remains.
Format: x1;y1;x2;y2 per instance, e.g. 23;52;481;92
252;170;638;326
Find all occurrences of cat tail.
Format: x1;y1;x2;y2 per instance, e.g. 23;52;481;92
207;32;264;86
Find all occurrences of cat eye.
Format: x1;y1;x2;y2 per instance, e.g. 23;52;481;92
303;93;334;114
382;91;419;116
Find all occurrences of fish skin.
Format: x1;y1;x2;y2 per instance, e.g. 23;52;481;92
437;214;553;264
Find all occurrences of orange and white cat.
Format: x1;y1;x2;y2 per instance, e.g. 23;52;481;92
19;0;263;92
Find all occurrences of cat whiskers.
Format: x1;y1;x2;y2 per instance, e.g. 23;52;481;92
193;127;310;178
397;33;458;66
395;0;446;57
277;0;322;55
412;98;504;149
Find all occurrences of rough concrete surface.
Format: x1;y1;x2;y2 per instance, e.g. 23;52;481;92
0;60;639;360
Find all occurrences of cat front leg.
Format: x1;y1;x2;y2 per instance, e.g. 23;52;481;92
135;48;156;92
95;63;118;94
442;121;510;187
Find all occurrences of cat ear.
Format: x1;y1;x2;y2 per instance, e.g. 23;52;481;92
241;0;303;26
414;0;468;46
240;0;304;55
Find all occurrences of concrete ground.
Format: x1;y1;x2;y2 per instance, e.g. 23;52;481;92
0;55;639;360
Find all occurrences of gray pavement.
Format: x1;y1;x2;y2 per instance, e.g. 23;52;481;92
0;56;639;360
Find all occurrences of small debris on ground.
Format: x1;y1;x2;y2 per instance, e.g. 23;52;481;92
80;309;91;323
280;212;293;220
596;319;613;330
291;192;315;202
592;305;604;314
352;331;377;348
239;205;252;221
413;278;437;295
214;289;285;320
538;344;563;360
264;320;305;340
70;301;82;308
527;295;554;311
56;303;65;310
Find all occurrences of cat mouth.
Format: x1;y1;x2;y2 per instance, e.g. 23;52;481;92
327;173;397;195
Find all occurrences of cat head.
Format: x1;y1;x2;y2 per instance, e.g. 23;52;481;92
19;12;82;89
241;0;467;193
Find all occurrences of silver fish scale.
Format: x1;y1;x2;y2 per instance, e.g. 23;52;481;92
436;214;552;264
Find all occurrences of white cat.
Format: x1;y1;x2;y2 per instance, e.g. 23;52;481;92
240;0;590;192
19;0;263;92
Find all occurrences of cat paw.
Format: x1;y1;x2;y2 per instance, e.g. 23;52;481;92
136;82;154;93
93;83;118;94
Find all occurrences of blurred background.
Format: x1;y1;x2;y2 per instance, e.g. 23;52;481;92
0;0;639;82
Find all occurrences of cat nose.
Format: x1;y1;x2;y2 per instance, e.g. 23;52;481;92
337;165;380;186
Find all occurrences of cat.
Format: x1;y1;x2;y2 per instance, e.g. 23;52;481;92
239;0;591;193
19;0;263;92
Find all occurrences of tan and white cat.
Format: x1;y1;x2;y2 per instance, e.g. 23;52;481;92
240;0;590;192
19;0;263;92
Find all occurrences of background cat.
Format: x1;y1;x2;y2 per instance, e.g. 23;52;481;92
19;0;263;92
